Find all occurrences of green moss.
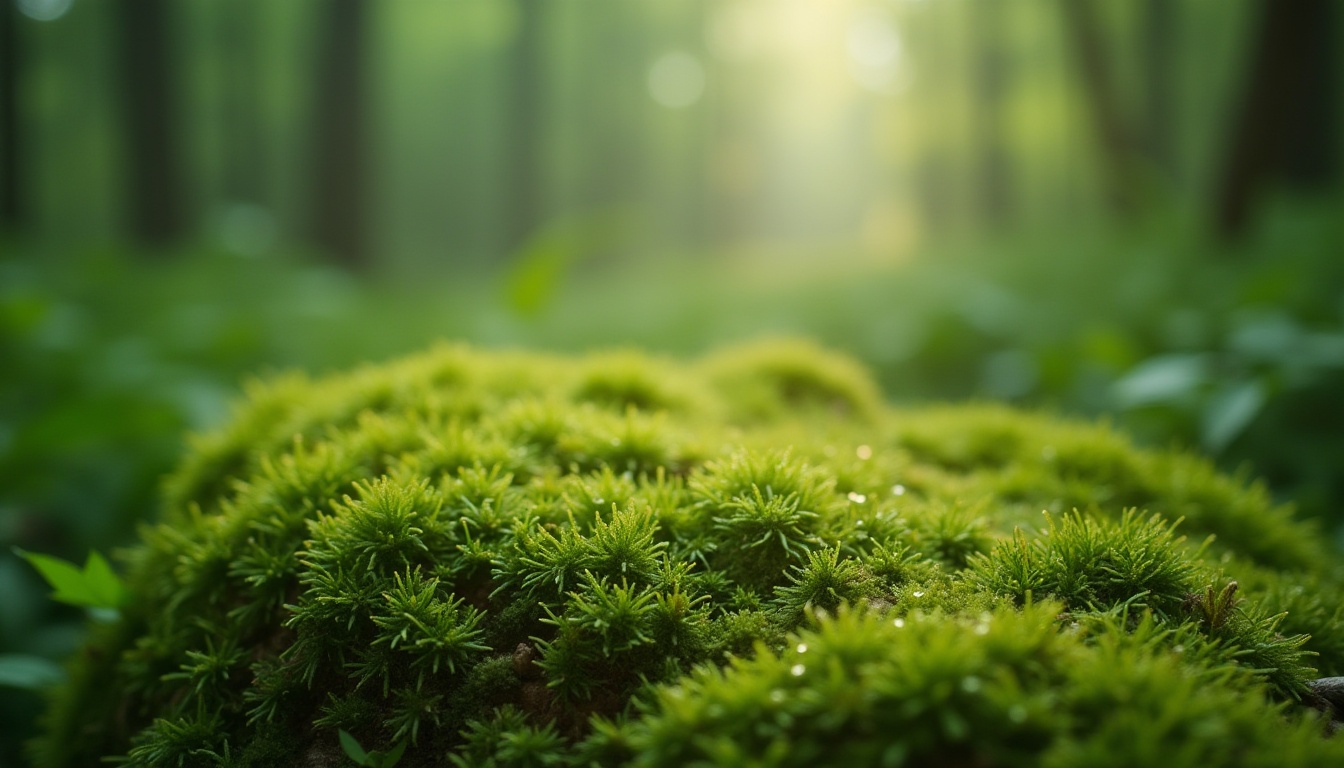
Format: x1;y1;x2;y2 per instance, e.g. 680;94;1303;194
31;343;1344;767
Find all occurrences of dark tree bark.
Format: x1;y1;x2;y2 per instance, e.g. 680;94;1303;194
505;0;544;255
972;0;1012;227
116;0;189;247
0;0;20;232
310;0;369;270
1059;0;1142;217
1143;0;1176;181
1216;0;1339;238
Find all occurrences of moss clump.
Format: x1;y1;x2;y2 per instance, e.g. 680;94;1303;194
32;342;1344;767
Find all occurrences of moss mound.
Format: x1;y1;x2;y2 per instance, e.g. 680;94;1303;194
34;341;1344;767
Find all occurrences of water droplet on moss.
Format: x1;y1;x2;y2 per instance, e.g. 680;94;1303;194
791;664;806;676
856;445;873;460
961;676;982;693
796;643;808;654
892;484;906;496
770;689;786;704
848;492;867;504
893;618;906;628
912;590;925;598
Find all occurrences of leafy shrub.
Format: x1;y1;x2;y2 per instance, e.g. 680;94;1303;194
30;343;1344;766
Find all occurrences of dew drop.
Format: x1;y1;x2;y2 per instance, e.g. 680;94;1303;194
791;664;806;677
1173;644;1184;654
892;484;906;496
593;498;605;505
796;643;808;654
893;618;906;628
769;689;786;704
847;492;867;504
975;622;990;636
912;590;925;598
856;444;873;460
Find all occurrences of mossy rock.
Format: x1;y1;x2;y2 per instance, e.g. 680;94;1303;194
33;341;1344;767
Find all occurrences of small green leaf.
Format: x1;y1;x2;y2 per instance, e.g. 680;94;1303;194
13;547;129;611
338;729;368;764
15;548;103;608
0;654;67;690
83;550;130;609
380;739;407;767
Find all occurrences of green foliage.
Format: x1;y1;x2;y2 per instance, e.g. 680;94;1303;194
340;729;408;768
970;510;1198;618
26;343;1344;767
13;548;130;613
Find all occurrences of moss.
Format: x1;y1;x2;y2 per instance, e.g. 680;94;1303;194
31;342;1344;767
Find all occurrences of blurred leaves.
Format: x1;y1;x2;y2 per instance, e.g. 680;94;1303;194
0;655;65;691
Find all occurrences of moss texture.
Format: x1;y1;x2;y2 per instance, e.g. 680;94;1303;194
32;341;1344;767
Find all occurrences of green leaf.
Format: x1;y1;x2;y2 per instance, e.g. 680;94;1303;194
504;238;571;317
12;547;129;611
83;550;131;608
1201;380;1265;454
372;739;407;767
338;729;368;764
502;208;637;317
0;654;67;690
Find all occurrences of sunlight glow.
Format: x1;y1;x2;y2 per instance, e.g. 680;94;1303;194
848;7;907;94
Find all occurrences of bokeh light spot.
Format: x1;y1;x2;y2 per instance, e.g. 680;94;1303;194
17;0;74;22
647;51;706;109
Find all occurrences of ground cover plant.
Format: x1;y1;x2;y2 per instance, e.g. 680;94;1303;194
28;341;1344;767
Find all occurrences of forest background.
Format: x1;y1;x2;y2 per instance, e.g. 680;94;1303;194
1;0;1342;764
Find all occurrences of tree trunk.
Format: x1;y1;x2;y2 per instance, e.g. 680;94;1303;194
220;0;266;206
116;0;189;247
1059;0;1141;218
972;0;1012;228
504;0;544;255
0;0;20;232
1215;0;1339;238
1143;0;1176;182
310;0;369;270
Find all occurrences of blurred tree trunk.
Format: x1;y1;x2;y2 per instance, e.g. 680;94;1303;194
1216;0;1339;239
310;0;369;270
1143;0;1176;182
505;0;544;255
0;0;20;232
972;0;1012;228
1060;0;1141;217
116;0;189;247
220;0;266;206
